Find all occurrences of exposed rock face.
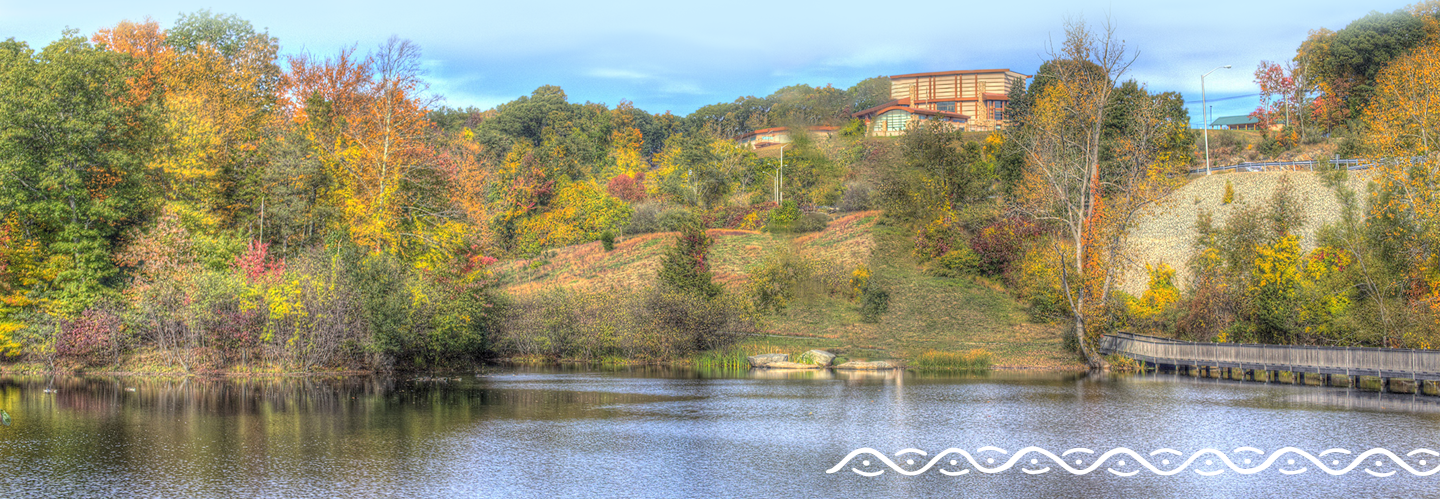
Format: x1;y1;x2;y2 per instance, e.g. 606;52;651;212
746;353;789;368
835;361;895;370
799;350;835;366
763;361;825;370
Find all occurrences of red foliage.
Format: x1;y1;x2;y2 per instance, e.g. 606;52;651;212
702;203;776;229
970;215;1043;276
606;171;647;202
57;308;123;365
234;240;286;284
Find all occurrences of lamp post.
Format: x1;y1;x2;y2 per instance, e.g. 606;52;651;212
1202;65;1232;175
777;143;788;204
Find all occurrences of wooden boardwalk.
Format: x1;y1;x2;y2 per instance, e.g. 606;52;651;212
1097;333;1440;392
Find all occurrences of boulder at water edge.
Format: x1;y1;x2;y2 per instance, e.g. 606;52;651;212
799;350;835;367
835;361;895;370
763;361;825;370
746;353;789;368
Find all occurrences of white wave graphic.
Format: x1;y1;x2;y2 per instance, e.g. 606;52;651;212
826;447;1440;476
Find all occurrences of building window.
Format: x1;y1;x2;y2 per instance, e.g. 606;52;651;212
936;101;956;112
991;100;1006;121
878;110;909;131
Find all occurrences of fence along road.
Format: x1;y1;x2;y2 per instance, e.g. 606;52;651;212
1097;332;1440;385
1185;156;1423;175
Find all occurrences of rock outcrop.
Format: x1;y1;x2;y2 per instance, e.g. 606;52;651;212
746;353;789;367
834;361;895;370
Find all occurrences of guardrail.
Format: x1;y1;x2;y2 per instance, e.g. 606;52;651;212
1097;332;1440;381
1185;157;1424;176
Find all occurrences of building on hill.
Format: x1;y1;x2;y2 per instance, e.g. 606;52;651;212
1209;115;1283;131
734;126;839;149
852;68;1029;136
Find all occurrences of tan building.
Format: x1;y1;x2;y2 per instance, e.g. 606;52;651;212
853;68;1030;136
734;126;839;149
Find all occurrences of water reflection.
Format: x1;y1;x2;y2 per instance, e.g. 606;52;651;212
0;370;1436;497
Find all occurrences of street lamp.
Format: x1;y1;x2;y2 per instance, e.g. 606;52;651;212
776;143;789;204
1202;65;1232;175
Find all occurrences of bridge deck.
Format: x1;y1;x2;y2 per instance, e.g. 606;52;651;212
1097;333;1440;381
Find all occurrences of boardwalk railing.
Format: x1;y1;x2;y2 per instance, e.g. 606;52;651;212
1185;156;1424;176
1097;332;1440;381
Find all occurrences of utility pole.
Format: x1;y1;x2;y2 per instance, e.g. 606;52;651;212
1202;65;1232;175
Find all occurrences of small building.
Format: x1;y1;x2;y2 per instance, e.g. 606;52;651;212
734;126;839;149
1209;115;1282;131
852;68;1030;136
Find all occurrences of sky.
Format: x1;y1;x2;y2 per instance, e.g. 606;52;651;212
0;0;1419;126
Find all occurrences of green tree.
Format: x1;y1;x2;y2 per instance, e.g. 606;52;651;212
0;33;152;314
657;220;721;299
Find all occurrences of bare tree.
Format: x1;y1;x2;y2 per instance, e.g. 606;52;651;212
1008;16;1188;368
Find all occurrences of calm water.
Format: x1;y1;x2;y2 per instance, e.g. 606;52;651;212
1;368;1438;497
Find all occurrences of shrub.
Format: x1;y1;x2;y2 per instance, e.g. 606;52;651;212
970;216;1042;276
765;200;800;232
839;182;873;212
914;210;964;261
849;265;871;300
748;251;815;312
792;212;829;233
624;202;691;235
859;285;890;323
1222;180;1234;205
56;306;123;367
933;246;981;277
702;203;774;230
606;171;647;202
601;230;616;251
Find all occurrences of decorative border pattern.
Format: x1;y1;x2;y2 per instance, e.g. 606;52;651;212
827;447;1440;477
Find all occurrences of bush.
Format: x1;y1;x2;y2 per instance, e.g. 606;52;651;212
933;246;981;277
839;182;873;212
765;200;800;232
970;216;1042;276
748;251;815;312
56;306;124;367
601;230;616;251
792;212;830;233
496;286;749;361
859;285;890;323
702;203;774;230
624;202;693;235
1222;179;1234;205
606;171;647;202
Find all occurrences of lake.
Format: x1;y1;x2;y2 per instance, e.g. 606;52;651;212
1;367;1437;497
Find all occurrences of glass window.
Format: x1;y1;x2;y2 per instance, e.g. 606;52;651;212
936;101;956;112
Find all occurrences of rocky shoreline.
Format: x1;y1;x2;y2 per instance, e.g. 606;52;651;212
745;351;896;370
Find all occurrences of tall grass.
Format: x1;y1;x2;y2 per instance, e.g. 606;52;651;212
908;349;993;370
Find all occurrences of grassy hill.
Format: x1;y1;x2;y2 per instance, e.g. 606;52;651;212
494;211;1081;369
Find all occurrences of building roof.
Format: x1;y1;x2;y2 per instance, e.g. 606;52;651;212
1210;115;1260;127
889;68;1031;79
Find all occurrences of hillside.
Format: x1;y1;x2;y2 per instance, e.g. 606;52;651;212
493;211;1081;369
1121;170;1373;295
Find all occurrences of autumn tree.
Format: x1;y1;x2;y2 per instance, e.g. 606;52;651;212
288;37;437;255
1251;60;1305;135
1007;17;1190;367
1363;39;1440;329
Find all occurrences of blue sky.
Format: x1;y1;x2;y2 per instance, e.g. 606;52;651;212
0;0;1418;126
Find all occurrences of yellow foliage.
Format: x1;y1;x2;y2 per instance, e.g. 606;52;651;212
1128;263;1179;319
849;264;871;299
